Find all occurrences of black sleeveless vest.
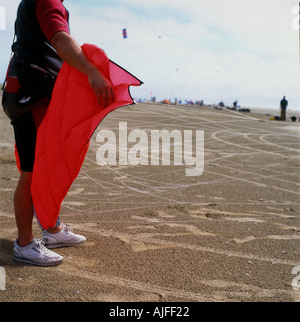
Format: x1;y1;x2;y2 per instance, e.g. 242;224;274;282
13;0;69;77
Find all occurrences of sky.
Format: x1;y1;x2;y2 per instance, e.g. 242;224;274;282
0;0;299;110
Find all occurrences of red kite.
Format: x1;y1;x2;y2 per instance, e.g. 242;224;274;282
26;44;142;229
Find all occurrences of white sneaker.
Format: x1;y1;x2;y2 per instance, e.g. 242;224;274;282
13;238;63;267
42;224;86;249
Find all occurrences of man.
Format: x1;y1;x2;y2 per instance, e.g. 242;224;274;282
280;96;288;121
2;0;115;266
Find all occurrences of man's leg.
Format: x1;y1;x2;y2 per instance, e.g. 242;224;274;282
13;172;64;266
14;171;34;247
12;112;37;246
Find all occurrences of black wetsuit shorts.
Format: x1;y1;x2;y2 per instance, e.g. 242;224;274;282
11;111;37;172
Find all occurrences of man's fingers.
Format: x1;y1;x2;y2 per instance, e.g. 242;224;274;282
95;90;100;105
110;86;116;103
102;88;108;107
107;87;114;106
88;68;115;107
97;85;115;108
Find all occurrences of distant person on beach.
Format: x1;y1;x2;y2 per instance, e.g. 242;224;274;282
1;0;115;266
280;96;288;121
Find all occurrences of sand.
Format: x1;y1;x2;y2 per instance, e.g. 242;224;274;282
0;100;299;302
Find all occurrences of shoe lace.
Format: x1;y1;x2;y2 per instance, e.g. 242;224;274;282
61;224;73;233
33;239;49;253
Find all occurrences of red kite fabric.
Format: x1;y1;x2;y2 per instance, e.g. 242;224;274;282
27;44;142;229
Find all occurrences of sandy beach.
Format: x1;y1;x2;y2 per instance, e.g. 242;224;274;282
0;100;299;302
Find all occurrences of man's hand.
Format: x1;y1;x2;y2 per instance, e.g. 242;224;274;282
51;31;116;107
87;67;115;107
